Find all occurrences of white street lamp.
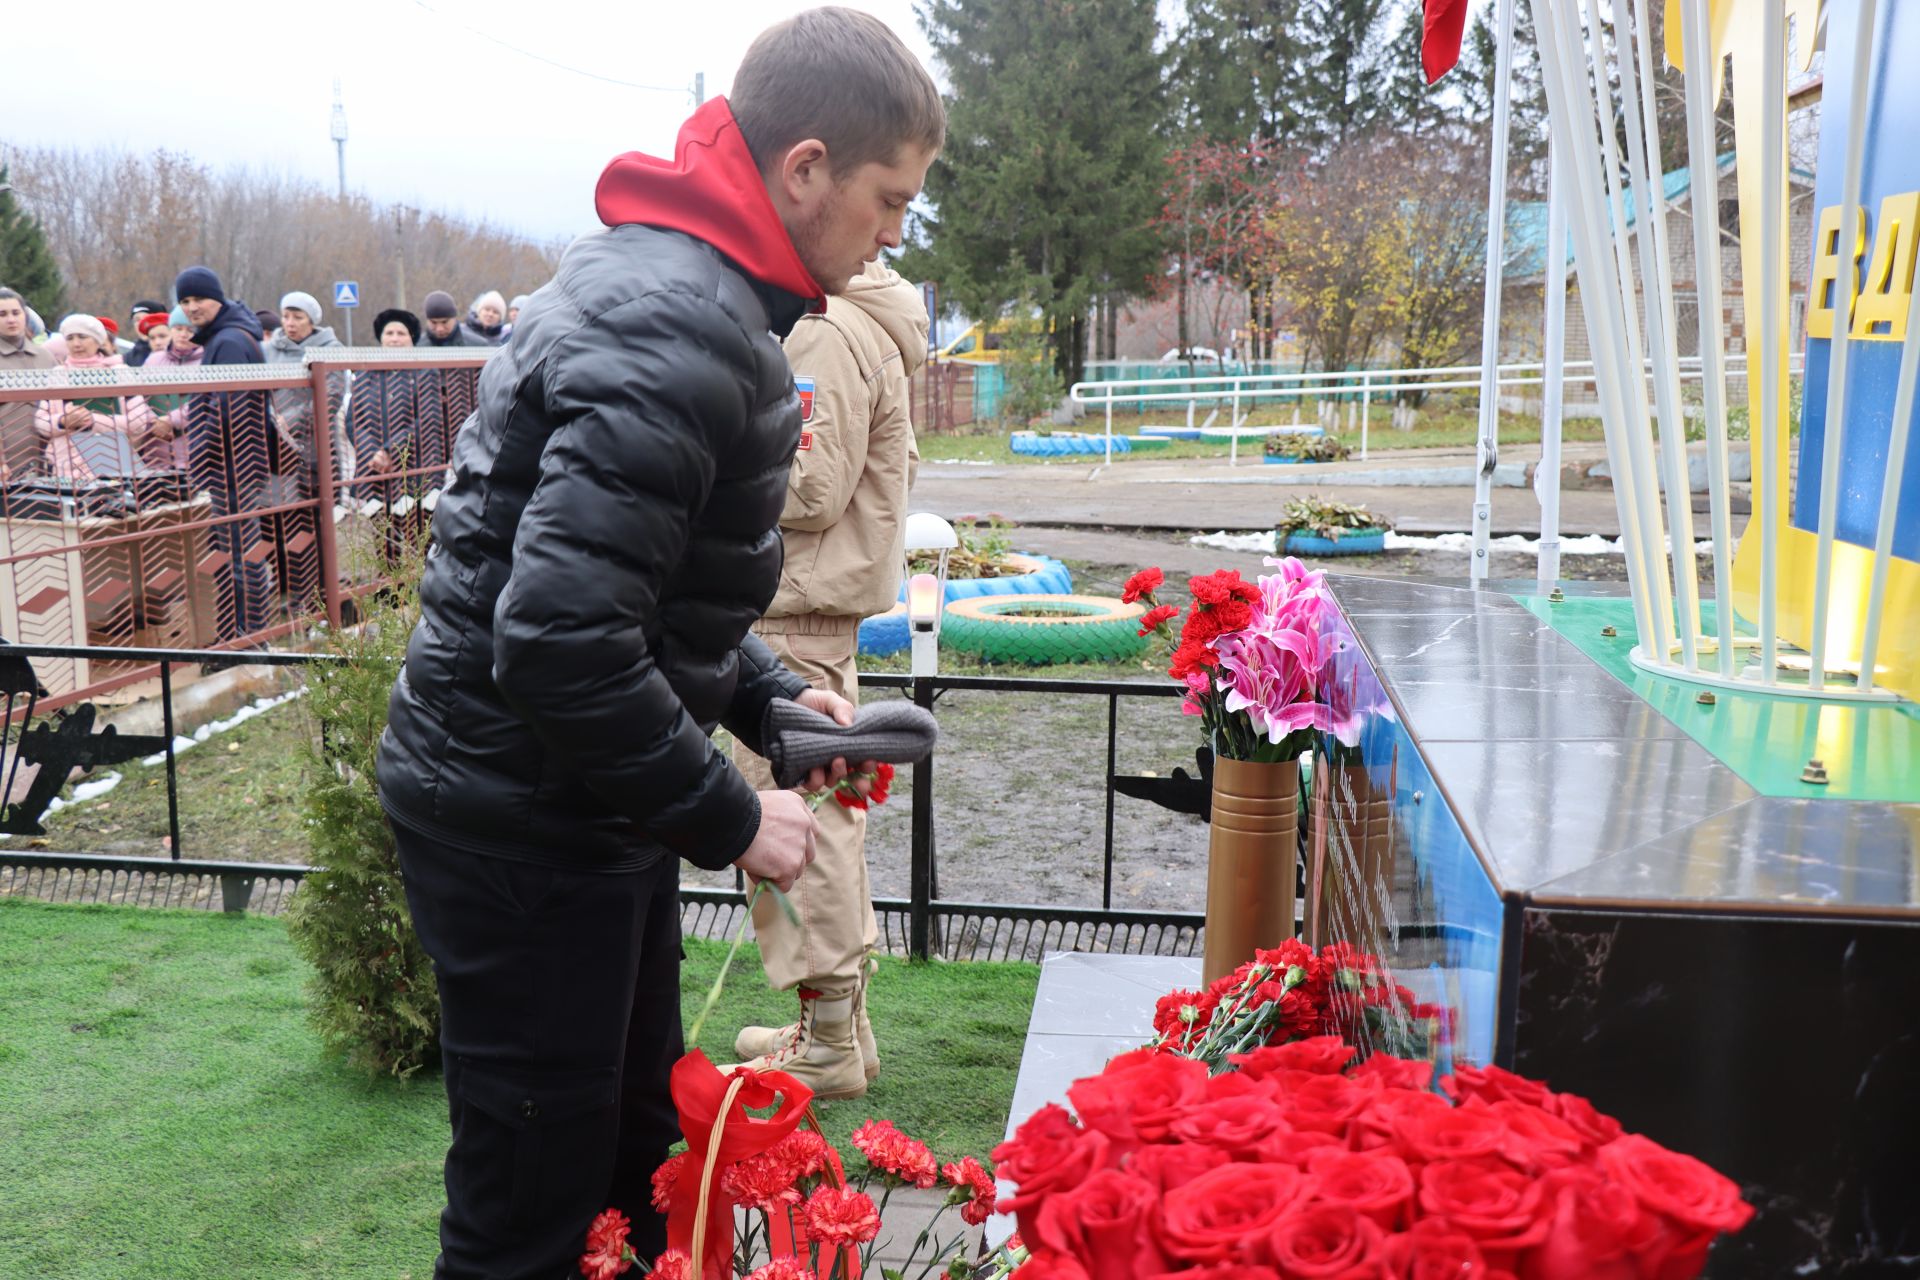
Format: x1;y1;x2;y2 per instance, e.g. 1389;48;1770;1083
904;512;957;679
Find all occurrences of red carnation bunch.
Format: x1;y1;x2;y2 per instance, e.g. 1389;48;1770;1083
1149;940;1446;1069
587;1095;987;1278
832;761;895;811
988;1037;1754;1278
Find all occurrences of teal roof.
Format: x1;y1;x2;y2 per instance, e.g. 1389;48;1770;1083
1504;152;1811;281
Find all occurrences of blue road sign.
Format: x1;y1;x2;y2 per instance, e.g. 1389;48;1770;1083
333;281;360;308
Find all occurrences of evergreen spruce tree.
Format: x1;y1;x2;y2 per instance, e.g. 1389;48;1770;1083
1172;0;1309;145
1290;0;1395;150
913;0;1167;388
286;555;439;1079
0;165;66;321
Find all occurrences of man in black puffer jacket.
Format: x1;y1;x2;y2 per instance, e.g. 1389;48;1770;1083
376;9;943;1277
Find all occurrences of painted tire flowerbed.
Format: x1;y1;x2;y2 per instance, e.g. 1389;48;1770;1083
856;602;910;657
940;593;1149;665
1009;432;1135;457
1280;528;1389;556
903;552;1074;604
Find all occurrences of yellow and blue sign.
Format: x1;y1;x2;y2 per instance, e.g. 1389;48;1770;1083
1798;1;1919;558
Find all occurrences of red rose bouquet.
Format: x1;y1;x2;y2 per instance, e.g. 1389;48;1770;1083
982;1036;1754;1278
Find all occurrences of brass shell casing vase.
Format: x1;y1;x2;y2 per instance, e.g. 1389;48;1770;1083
1202;755;1301;984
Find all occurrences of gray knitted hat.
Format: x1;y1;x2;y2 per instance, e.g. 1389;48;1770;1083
760;698;939;790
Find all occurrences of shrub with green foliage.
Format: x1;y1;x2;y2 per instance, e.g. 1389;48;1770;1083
285;559;439;1078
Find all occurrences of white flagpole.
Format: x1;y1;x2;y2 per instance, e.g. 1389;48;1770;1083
1539;142;1568;587
1757;0;1788;683
1471;0;1516;586
1809;0;1879;690
1680;0;1737;677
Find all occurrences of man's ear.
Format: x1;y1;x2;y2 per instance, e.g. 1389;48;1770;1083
778;138;832;206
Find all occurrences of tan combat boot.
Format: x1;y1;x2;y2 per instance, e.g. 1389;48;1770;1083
729;985;868;1100
734;967;881;1082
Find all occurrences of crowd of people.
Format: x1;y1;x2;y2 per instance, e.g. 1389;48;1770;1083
0;269;531;640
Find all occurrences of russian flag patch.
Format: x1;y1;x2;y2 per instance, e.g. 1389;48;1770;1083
795;376;816;422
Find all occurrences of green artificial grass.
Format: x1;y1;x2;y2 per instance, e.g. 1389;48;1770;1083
0;900;1037;1279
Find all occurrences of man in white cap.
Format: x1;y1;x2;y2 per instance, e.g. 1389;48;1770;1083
262;290;345;610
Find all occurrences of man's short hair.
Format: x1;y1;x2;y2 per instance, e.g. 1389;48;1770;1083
731;6;944;179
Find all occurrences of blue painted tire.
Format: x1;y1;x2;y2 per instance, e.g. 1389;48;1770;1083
1009;432;1134;457
857;602;910;657
1138;427;1203;440
1126;435;1171;451
941;594;1148;665
902;552;1075;604
1280;528;1388;556
1263;454;1306;465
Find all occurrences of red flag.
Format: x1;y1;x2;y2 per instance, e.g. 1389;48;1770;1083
1422;0;1473;84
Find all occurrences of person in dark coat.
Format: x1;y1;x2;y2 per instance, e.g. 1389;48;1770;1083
417;291;486;348
349;307;443;564
176;265;276;639
374;9;943;1277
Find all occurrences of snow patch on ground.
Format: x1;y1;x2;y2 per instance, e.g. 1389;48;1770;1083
138;686;308;767
1188;530;1719;557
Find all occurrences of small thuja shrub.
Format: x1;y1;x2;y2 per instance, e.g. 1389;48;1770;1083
286;547;439;1078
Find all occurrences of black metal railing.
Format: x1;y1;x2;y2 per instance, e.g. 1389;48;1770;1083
0;642;1208;960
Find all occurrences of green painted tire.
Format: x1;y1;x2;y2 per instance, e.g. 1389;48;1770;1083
940;594;1149;666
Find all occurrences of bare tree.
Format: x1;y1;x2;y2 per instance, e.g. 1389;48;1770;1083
10;145;565;329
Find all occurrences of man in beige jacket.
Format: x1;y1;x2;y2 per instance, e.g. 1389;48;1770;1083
728;258;927;1099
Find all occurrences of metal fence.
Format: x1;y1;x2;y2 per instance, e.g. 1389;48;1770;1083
0;640;1209;961
0;350;484;708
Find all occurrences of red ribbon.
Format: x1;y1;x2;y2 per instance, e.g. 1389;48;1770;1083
666;1050;814;1279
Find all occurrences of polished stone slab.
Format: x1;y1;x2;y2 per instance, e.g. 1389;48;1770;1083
1534;798;1920;913
990;952;1200;1247
1418;737;1755;893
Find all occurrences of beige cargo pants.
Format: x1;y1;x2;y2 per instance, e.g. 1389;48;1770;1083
731;614;879;991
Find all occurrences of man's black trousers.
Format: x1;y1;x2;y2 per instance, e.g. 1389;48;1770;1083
395;825;682;1279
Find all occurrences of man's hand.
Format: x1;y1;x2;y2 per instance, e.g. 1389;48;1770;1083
736;789;819;893
792;688;880;794
368;449;394;474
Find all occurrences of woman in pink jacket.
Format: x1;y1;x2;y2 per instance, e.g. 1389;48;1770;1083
34;314;159;481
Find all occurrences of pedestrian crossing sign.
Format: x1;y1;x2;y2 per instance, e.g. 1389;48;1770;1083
333;281;360;308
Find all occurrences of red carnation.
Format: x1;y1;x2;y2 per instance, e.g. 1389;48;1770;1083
1122;567;1165;603
579;1209;633;1280
722;1149;804;1211
650;1152;687;1213
942;1156;999;1226
1168;638;1219;682
647;1251;693;1280
745;1260;818;1280
852;1118;938;1188
768;1128;836;1183
801;1184;882;1246
1138;603;1179;636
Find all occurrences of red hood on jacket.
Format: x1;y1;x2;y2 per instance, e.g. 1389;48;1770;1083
595;98;825;311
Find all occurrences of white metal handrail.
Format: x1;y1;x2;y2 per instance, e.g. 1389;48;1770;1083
1068;354;1791;464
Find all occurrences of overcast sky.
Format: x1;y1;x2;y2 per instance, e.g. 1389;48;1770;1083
4;0;932;245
